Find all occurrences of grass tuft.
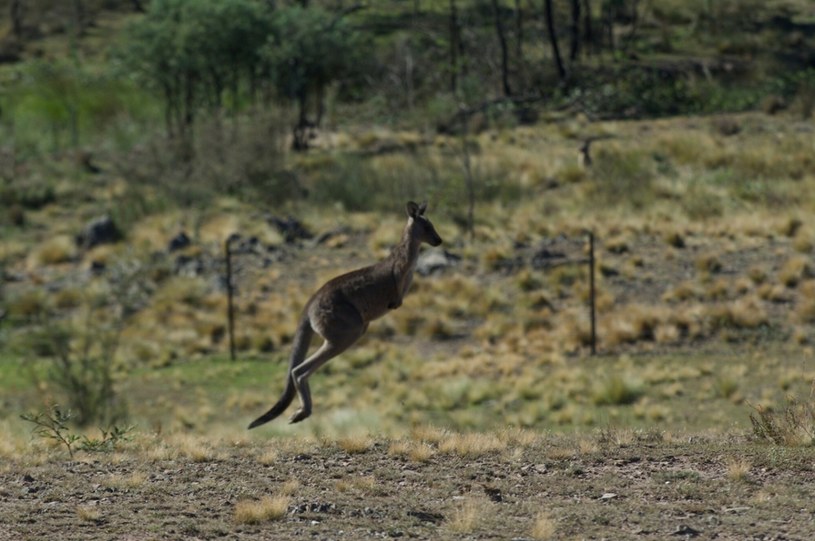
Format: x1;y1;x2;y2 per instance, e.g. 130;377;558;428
76;504;101;522
336;433;374;454
750;397;815;446
592;375;644;406
388;440;436;462
530;511;557;540
234;495;290;524
445;497;488;534
726;457;751;482
438;432;507;457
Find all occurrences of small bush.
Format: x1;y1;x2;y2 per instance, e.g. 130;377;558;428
20;406;133;457
750;397;815;446
30;235;77;266
445;497;488;534
0;180;56;210
530;512;557;540
588;148;654;209
779;256;815;288
234;496;290;524
592;375;643;406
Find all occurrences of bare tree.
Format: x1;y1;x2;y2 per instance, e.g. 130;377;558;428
490;0;512;96
583;0;594;55
10;0;23;39
570;0;581;61
449;0;460;94
514;0;524;60
544;0;566;80
72;0;86;36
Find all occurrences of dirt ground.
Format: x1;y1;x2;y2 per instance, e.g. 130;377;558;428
2;434;814;540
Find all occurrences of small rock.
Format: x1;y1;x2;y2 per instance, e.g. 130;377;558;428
407;510;444;524
483;486;503;502
76;215;121;250
672;524;701;537
416;249;460;276
89;260;106;275
168;232;191;252
531;247;567;269
267;215;312;243
174;254;204;277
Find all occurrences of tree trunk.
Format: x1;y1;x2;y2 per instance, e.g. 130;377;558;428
514;0;523;63
10;0;23;39
583;0;593;55
490;0;512;96
72;0;85;36
292;91;310;151
449;0;459;94
602;1;615;53
569;0;581;61
544;0;566;80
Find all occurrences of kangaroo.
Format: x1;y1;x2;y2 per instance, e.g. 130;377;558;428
249;201;443;428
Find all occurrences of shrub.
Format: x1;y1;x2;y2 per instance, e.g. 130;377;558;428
27;260;148;426
119;109;291;211
234;496;290;524
750;396;815;446
588;148;653;209
591;375;643;406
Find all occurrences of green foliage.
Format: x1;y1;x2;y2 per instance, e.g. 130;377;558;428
24;260;150;426
6;59;148;156
588;148;654;209
21;406;134;457
306;153;447;212
0;179;56;210
120;0;272;135
264;6;363;107
119;108;290;210
592;375;644;406
20;406;81;457
750;396;815;446
36;316;126;427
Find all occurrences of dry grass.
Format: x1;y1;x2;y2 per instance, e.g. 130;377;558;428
726;457;752;482
28;235;77;267
164;434;223;462
438;432;507;457
445;496;491;534
336;433;374;454
234;495;290;524
279;479;300;496
76;504;101;522
335;475;377;493
530;511;557;540
103;471;148;491
388;440;436;462
779;256;815;288
256;448;280;465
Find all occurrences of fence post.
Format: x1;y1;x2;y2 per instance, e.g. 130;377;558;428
225;235;237;361
588;231;597;355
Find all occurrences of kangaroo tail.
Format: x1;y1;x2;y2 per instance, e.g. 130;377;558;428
248;314;314;429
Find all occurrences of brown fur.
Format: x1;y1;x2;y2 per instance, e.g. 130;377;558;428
249;201;442;427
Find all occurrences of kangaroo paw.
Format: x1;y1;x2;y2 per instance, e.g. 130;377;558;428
289;409;311;424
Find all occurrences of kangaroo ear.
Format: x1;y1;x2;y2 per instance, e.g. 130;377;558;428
406;201;420;218
418;201;428;215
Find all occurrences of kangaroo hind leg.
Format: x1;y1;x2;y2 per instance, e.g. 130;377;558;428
289;325;366;424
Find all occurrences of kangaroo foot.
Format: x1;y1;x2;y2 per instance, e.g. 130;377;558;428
289;408;311;424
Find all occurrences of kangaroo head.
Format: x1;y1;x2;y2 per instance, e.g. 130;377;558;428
406;201;443;247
